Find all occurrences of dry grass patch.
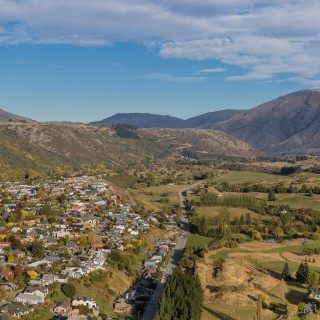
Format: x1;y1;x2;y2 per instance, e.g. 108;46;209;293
198;257;278;306
197;206;260;219
281;251;320;267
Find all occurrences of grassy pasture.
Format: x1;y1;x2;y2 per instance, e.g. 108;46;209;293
218;190;320;211
202;303;258;320
186;234;218;248
196;206;271;220
130;184;189;211
213;170;291;184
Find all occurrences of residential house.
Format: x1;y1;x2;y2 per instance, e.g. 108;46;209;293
15;293;44;305
0;242;11;249
53;302;71;317
0;303;33;318
309;289;320;300
42;274;68;284
72;297;97;309
304;303;317;314
24;285;48;298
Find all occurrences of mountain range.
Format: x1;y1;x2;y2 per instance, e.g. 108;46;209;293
92;89;320;154
2;89;320;155
91;109;246;129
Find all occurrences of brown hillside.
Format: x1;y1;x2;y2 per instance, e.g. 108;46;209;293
213;89;320;154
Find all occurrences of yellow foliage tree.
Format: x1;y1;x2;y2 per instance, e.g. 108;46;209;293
7;250;14;263
21;210;30;219
27;270;38;280
6;222;14;228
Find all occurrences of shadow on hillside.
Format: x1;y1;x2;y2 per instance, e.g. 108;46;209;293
286;288;306;304
202;305;235;320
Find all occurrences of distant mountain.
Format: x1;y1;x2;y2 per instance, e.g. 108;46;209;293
92;110;245;129
182;109;246;128
91;113;184;128
212;89;320;154
0;108;35;122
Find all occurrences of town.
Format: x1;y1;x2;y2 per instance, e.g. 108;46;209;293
0;175;181;319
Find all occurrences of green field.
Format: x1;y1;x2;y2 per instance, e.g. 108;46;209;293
202;303;261;320
212;171;291;184
130;184;189;211
263;240;320;253
197;206;266;220
218;190;320;211
186;234;217;248
276;193;320;210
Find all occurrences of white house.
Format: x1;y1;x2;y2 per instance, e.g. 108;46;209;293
72;297;97;309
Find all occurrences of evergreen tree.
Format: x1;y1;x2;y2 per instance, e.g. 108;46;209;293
296;262;309;283
61;283;76;298
268;189;276;201
281;262;290;280
156;269;204;320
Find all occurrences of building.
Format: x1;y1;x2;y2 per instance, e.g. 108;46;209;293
14;293;44;305
72;297;97;309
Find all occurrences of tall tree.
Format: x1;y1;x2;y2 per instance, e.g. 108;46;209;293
307;272;319;289
281;262;290;280
296;262;309;283
156;269;204;320
268;189;276;201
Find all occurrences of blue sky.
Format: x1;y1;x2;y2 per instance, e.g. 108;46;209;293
0;0;318;122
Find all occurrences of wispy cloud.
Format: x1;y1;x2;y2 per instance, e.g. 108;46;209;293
1;0;320;84
144;72;206;83
196;68;226;74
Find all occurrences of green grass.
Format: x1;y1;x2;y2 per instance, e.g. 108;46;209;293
202;303;259;320
263;240;320;254
219;190;320;211
197;206;270;220
275;193;320;210
286;283;308;304
210;248;251;259
131;184;189;211
251;259;299;275
212;171;291;184
186;234;217;248
73;268;131;316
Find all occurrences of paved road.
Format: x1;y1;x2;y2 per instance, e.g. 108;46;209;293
142;187;191;320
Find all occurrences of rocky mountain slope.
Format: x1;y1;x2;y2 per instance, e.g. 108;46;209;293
0;108;35;122
0;122;260;175
180;109;246;128
212;89;320;154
